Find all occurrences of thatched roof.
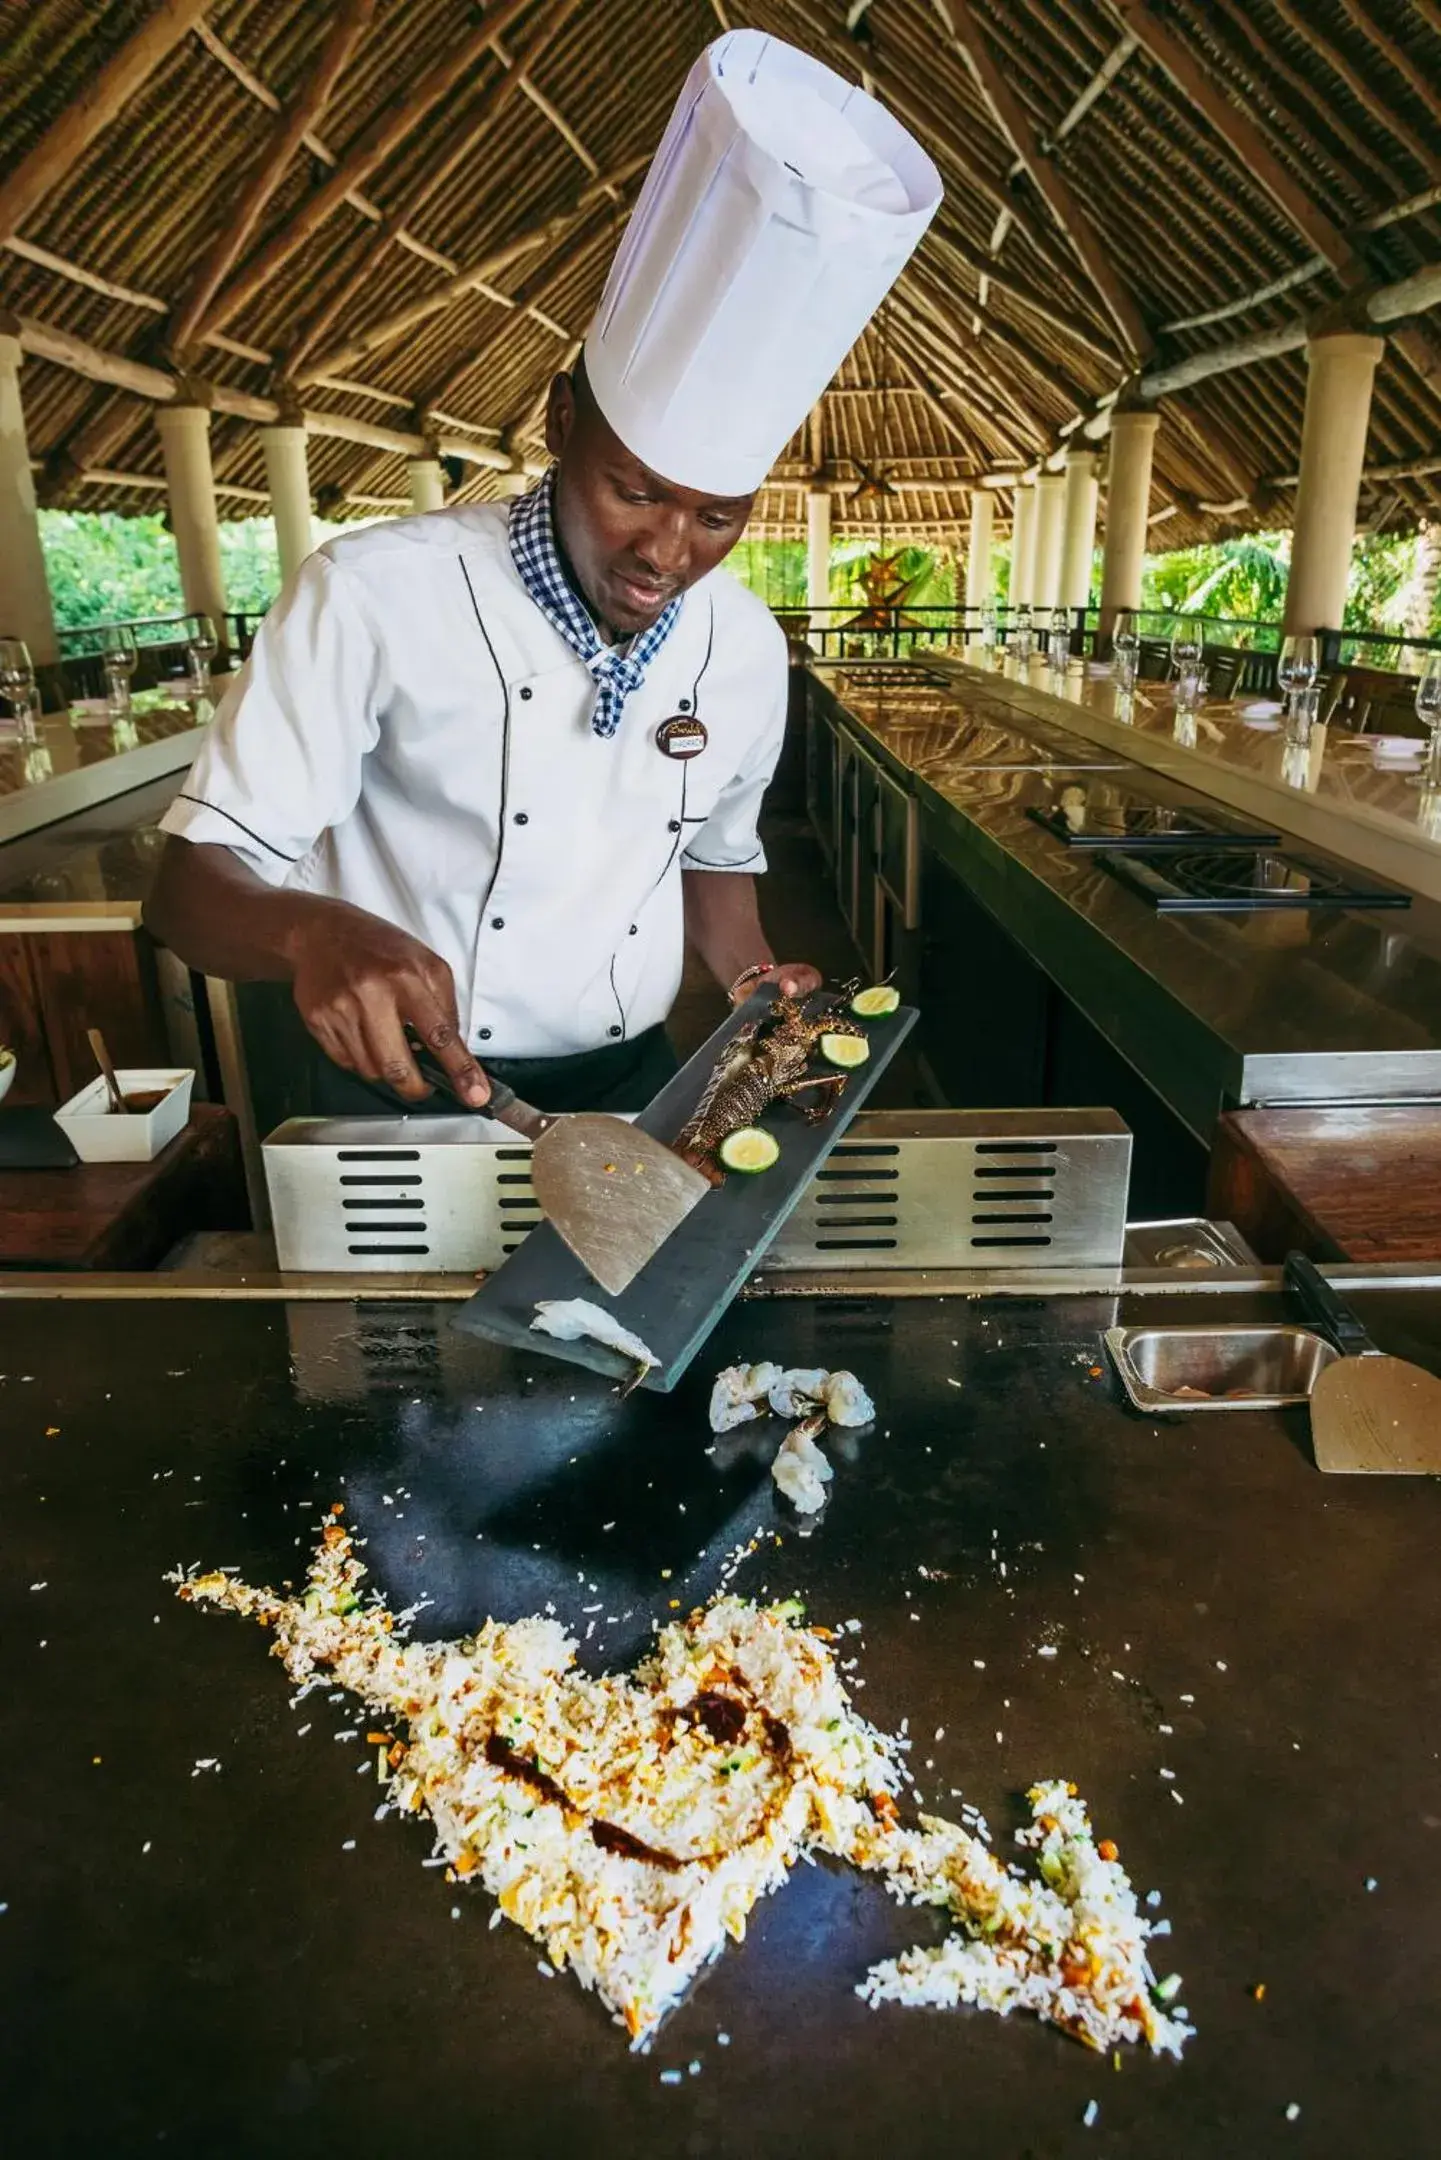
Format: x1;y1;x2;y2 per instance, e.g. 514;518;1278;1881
4;0;1441;551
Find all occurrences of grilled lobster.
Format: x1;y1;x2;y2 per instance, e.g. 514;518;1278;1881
675;986;869;1182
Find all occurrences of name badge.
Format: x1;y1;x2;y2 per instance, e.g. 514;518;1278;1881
656;715;708;759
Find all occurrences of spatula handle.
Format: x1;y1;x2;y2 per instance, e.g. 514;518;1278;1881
480;1079;553;1142
1285;1252;1381;1357
401;1030;552;1139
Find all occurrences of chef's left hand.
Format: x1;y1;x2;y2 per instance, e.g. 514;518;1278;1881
741;961;823;1002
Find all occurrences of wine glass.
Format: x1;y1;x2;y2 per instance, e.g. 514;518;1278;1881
185;613;218;698
101;623;137;716
1414;650;1441;787
1047;605;1070;675
0;636;39;742
1112;609;1139;692
1010;603;1033;664
1171;616;1204;703
1277;633;1320;727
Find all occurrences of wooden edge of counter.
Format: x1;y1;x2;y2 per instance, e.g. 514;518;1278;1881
3;1262;1441;1300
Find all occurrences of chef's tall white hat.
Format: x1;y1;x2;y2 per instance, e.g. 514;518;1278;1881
584;29;942;498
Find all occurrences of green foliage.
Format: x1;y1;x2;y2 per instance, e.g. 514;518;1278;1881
36;510;330;630
727;536;957;611
1136;528;1441;639
1141;533;1290;624
38;510;183;628
218;521;283;615
726;538;808;607
1341;530;1417;634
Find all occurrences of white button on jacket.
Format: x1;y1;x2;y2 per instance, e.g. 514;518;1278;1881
160;502;788;1058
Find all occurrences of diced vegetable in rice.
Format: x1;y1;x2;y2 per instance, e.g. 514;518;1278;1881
531;1300;658;1378
173;1522;1190;2062
858;1780;1190;2058
771;1422;834;1514
708;1363;784;1433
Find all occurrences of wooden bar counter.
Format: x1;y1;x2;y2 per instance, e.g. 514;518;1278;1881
1209;1104;1441;1263
0;1102;247;1269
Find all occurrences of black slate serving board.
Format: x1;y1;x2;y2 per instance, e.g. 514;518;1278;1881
453;987;917;1391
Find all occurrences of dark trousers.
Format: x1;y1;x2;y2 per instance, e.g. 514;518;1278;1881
306;1022;680;1117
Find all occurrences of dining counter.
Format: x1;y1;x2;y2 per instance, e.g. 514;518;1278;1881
0;685;216;846
917;650;1441;905
808;660;1441;1154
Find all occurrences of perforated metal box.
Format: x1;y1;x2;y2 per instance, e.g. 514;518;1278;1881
263;1108;1131;1275
764;1109;1130;1270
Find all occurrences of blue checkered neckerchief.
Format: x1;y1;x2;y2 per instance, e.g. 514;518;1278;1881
507;468;682;739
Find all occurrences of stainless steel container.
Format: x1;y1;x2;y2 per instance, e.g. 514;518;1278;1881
1123;1218;1258;1270
1105;1323;1338;1412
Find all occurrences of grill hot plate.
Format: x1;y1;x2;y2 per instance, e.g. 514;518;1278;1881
1096;845;1412;913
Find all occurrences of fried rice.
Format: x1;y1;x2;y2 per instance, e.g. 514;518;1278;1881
174;1517;1189;2057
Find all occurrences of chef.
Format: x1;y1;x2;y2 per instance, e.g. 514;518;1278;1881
144;29;940;1115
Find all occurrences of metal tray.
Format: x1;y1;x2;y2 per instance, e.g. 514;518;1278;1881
1123;1217;1258;1270
1105;1323;1339;1412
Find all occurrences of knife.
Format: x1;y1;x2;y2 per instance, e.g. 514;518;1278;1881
401;1030;711;1297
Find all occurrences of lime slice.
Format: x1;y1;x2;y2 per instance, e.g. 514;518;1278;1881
718;1126;780;1174
0;1048;13;1069
820;1031;871;1069
850;983;900;1019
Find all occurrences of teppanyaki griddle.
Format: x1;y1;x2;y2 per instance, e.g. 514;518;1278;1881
453;986;917;1391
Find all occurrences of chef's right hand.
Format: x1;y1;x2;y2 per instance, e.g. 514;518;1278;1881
289;910;491;1107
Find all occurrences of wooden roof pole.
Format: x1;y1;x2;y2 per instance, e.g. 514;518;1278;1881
904;256;1095;425
170;0;377;363
936;0;1153;361
13;311;528;471
1331;0;1441;136
0;0;214;247
886;302;1036;461
930;227;1121;366
773;0;1052;261
1111;2;1367;279
293;188;615;387
898;277;1052;449
415;200;625;417
1197;0;1406;205
282;0;589;377
201;0;539;339
1005;28;1138;178
882;336;982;466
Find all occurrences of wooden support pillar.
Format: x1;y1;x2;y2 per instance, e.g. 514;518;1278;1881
806;485;832;629
1010;481;1038;606
1032;470;1067;612
407;457;445;513
1059;447;1100;609
0;328;58;662
1099;407;1159;632
965;487;995;612
155;403;226;636
1282;330;1385;637
260;424;314;583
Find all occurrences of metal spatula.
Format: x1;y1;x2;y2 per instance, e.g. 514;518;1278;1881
405;1037;710;1296
1286;1252;1441;1474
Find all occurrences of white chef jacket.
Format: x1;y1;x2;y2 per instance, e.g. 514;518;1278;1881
159;502;788;1058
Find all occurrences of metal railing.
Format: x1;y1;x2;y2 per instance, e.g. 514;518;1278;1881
783;603;1441;690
